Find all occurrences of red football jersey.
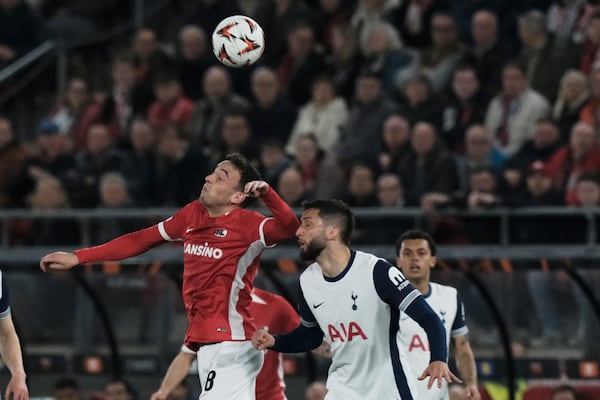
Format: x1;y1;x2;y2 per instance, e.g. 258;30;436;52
252;288;300;400
160;201;275;343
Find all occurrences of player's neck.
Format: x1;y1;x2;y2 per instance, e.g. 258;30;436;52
317;245;351;278
205;203;238;217
410;279;430;295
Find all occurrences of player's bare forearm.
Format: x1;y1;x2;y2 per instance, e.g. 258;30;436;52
0;316;28;399
153;350;195;399
455;336;479;394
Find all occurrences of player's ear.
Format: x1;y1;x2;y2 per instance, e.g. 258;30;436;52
230;191;245;205
430;256;437;269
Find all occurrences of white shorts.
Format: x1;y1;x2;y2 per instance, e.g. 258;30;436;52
196;341;264;400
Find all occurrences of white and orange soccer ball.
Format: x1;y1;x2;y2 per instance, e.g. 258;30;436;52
212;15;265;68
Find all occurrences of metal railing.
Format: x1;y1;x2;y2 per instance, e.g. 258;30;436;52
0;206;598;262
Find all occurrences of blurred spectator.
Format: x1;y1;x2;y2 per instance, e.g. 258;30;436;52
181;0;241;35
484;61;550;156
397;73;444;129
70;124;135;208
376;172;405;207
305;380;327;400
551;384;579;400
277;21;326;106
277;165;312;206
440;64;491;152
209;110;259;168
578;10;600;73
131;27;175;109
501;118;562;192
418;11;465;91
579;61;600;130
546;0;586;43
22;172;80;246
185;66;250;147
384;0;450;48
400;121;458;204
508;161;565;241
461;9;513;95
552;69;590;141
545;121;600;204
575;171;600;205
259;137;292;186
292;133;344;200
314;0;352;47
255;0;315;67
342;163;379;207
0;0;42;67
92;172;143;244
99;51;148;139
50;77;102;150
461;167;503;244
125;118;158;205
175;25;215;101
359;21;418;96
455;124;507;196
147;72;194;129
286;75;347;156
105;378;138;400
350;0;400;41
0;116;27;207
516;9;574;102
52;377;83;400
249;66;297;145
337;71;396;166
155;122;207;207
42;0;123;44
325;23;365;101
377;113;412;174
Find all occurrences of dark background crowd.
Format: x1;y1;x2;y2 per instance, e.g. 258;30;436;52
1;0;600;248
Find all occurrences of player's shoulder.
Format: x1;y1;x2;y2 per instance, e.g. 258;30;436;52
430;282;458;298
233;207;268;225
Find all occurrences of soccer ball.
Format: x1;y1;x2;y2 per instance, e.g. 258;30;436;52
212;15;265;68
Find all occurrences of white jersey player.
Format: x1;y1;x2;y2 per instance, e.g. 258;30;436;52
252;200;461;400
396;230;480;400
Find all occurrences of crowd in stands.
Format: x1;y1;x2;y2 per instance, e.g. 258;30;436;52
1;0;600;247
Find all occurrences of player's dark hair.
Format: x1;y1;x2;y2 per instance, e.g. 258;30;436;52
53;377;80;392
301;199;355;245
395;230;437;256
225;152;261;208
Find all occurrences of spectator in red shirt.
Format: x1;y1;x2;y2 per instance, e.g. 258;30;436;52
147;72;194;130
545;121;600;204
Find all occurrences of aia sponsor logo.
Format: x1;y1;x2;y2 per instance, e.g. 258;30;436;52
327;322;367;342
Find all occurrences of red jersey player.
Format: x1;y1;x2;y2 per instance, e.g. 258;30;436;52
40;153;300;400
150;287;300;400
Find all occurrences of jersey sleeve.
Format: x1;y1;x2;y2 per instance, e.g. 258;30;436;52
157;202;196;241
372;259;421;310
0;271;10;318
271;286;323;353
451;291;469;338
373;261;447;362
260;186;300;246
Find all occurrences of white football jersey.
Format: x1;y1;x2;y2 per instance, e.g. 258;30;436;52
399;282;468;400
298;250;433;400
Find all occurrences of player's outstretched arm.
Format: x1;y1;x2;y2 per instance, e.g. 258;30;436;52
252;329;275;350
40;251;79;272
418;360;461;389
